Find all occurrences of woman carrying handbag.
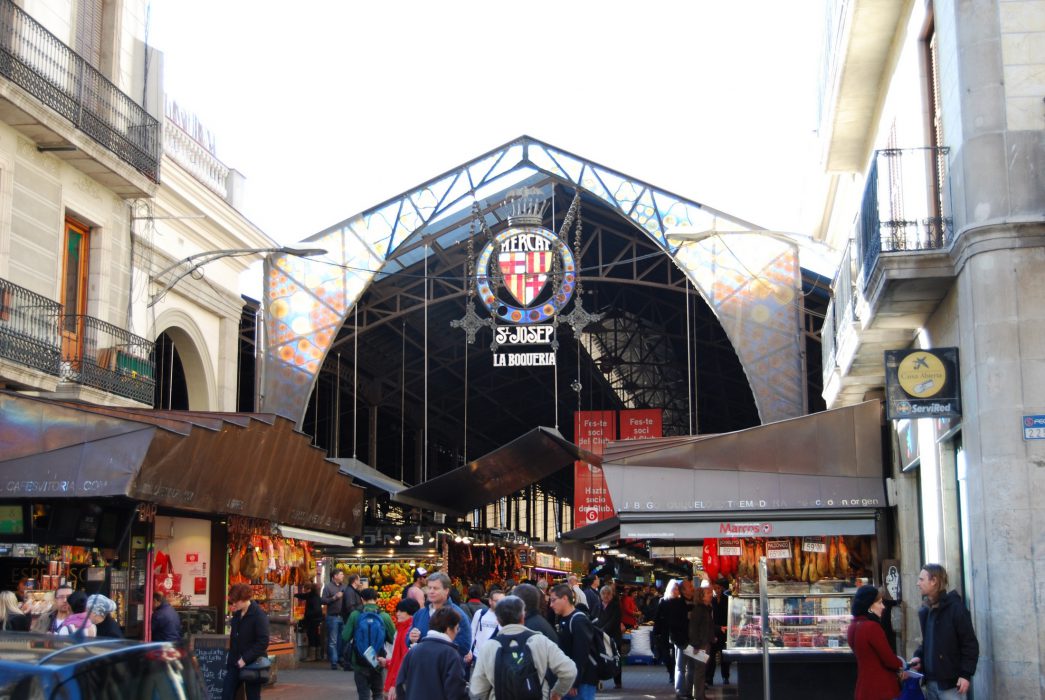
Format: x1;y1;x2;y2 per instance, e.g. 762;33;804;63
847;585;905;700
223;583;270;700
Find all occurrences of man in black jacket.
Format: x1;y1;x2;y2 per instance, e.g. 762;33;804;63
911;564;979;699
514;583;558;643
550;584;598;700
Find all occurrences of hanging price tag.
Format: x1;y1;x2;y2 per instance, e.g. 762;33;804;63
718;538;742;556
802;536;827;553
766;540;792;559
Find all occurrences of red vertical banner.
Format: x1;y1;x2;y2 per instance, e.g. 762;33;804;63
573;411;617;526
619;409;663;440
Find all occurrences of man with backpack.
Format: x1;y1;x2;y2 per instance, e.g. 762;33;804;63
470;595;576;700
548;584;601;700
342;587;396;700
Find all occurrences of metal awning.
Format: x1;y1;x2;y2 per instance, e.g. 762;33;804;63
601;400;885;517
560;516;620;544
332;457;408;495
393;427;600;516
0;391;364;536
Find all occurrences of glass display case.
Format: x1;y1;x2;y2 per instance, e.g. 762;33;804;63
726;592;853;653
258;582;293;644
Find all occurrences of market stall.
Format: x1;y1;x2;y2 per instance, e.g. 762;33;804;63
593;401;888;700
226;516;318;664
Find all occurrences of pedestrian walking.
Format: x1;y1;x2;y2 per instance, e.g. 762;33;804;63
469;595;577;700
222;583;270;700
407;572;473;661
549;584;599;700
383;598;419;700
342;587;395;700
321;569;349;669
395;606;468;700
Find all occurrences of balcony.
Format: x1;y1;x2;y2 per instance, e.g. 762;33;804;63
0;0;159;196
60;315;155;405
822;147;956;408
163;117;231;199
0;277;61;386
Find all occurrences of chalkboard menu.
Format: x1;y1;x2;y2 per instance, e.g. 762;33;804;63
191;635;229;700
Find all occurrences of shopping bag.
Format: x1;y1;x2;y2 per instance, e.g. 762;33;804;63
898;677;925;700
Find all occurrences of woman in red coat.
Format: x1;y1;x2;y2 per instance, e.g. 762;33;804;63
383;597;420;700
847;585;903;700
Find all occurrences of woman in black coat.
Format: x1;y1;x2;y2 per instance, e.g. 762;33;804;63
293;582;323;661
655;579;691;687
223;583;270;700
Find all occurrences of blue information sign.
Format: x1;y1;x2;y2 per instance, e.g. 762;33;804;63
1023;415;1045;440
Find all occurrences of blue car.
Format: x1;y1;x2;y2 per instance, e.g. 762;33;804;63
0;633;207;699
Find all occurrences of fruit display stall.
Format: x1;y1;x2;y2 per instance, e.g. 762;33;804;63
330;557;441;613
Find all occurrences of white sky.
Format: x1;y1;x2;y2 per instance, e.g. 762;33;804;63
149;1;827;247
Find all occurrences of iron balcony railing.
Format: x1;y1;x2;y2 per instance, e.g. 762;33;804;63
163;117;230;198
0;0;160;181
61;315;155;404
859;146;951;280
0;276;61;375
821;241;856;386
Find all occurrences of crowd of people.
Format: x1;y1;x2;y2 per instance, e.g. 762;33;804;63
0;581;156;640
304;566;727;700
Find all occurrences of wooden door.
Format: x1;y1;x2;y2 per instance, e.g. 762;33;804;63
60;218;90;363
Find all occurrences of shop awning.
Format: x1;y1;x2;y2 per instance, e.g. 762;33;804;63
332;457;408;495
0;391;364;536
393;427;600;516
560;516;621;544
561;401;887;544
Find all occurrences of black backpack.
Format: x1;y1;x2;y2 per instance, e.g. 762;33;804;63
493;630;542;700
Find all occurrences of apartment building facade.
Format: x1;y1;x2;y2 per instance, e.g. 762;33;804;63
0;0;273;412
816;0;1045;695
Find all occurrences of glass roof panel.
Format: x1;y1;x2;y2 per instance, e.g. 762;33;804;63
396;200;423;244
486;144;525;182
410;174;455;222
590;167;626;208
631;189;664;243
527;145;568;180
472;165;540;205
546;148;585;184
364;201;400;249
468;152;504;190
579;166;615;206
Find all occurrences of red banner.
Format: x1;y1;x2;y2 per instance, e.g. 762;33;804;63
573;411;616;526
619;409;663;440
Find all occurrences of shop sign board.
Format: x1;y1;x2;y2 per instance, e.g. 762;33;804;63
1023;415;1045;440
573;411;616;525
651;546;701;559
717;539;742;556
619;409;663;440
884;348;961;420
765;540;792;559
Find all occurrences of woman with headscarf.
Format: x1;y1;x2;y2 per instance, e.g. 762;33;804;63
383;597;420;700
86;594;122;638
0;591;29;631
847;585;903;700
55;591;96;637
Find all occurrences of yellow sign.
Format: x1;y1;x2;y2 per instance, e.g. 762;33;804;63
897;352;947;398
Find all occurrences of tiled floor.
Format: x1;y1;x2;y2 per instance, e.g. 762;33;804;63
267;660;739;699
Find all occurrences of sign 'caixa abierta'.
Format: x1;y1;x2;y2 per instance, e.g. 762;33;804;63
884;347;961;421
